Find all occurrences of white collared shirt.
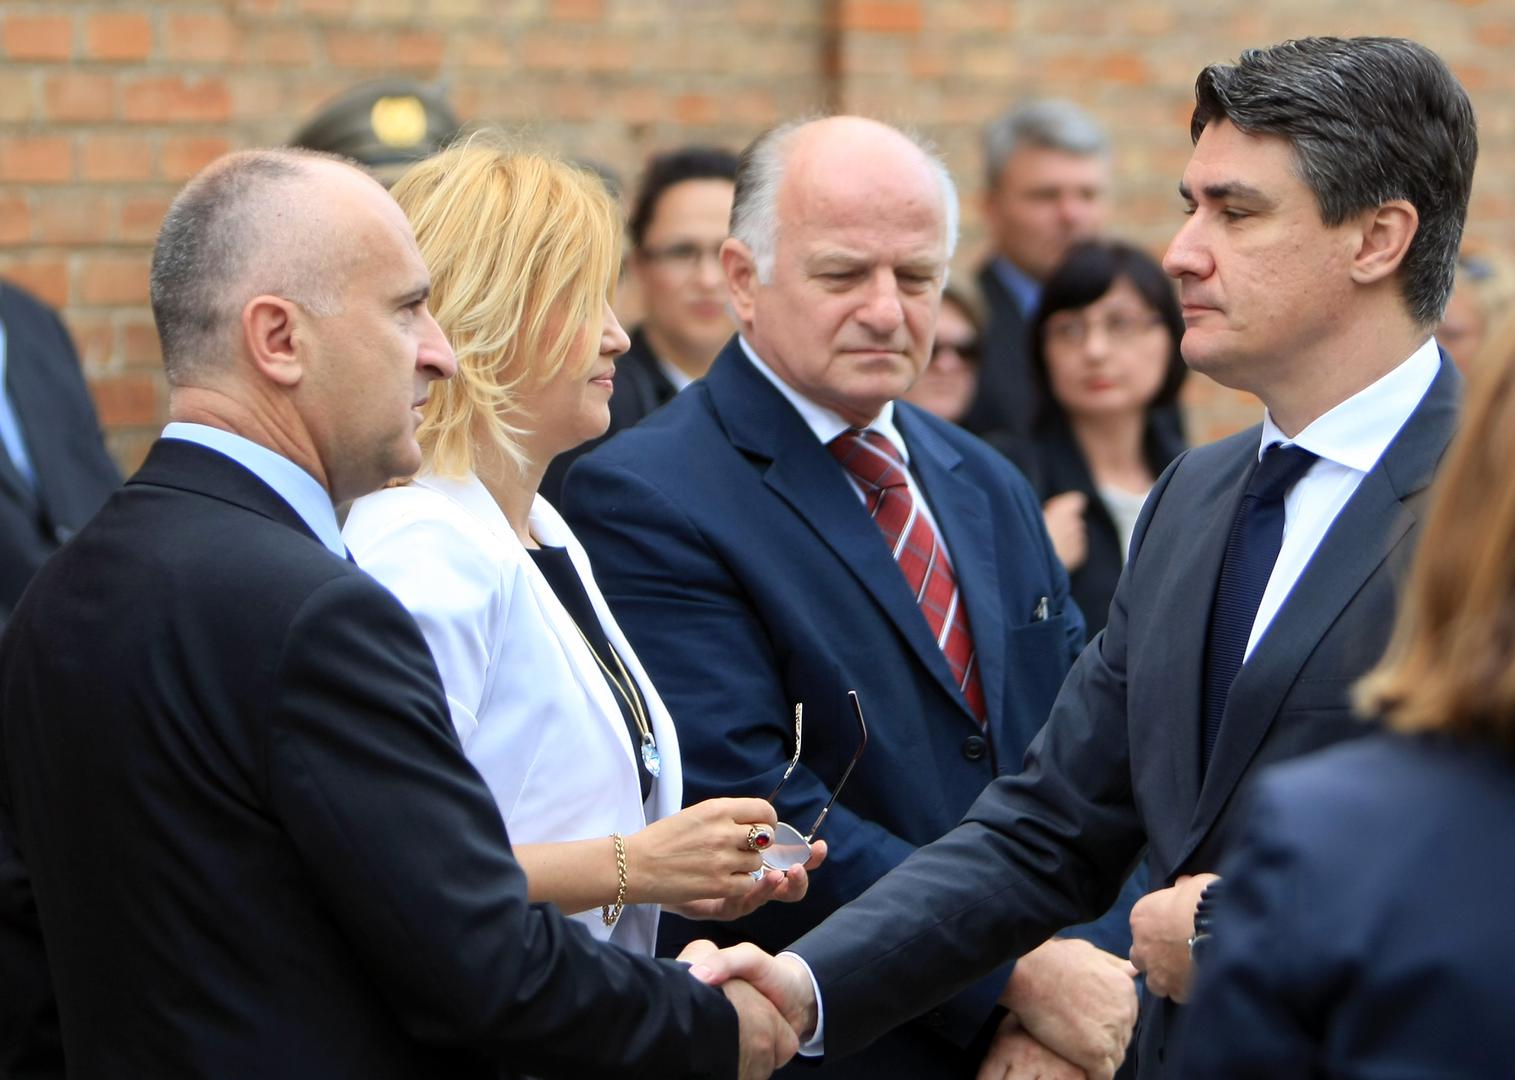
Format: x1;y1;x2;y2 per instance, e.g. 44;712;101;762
1244;336;1441;660
737;336;951;552
161;422;347;558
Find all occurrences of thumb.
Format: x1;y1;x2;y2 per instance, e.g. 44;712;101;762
679;938;722;980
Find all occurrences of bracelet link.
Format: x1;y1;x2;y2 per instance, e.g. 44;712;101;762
602;832;627;927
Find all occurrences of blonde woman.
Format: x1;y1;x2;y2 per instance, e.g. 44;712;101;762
344;140;820;955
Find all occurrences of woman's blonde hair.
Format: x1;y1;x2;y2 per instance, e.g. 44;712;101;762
390;135;620;476
1356;331;1515;752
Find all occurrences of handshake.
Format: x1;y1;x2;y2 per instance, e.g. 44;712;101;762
678;936;1140;1080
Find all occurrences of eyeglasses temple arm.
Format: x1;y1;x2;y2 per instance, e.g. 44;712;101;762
804;691;869;841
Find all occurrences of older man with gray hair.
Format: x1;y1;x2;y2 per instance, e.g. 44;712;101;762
565;115;1139;1077
964;99;1114;439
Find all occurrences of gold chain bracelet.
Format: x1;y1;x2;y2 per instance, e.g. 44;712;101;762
602;832;627;927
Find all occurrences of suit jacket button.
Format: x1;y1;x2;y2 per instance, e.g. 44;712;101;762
962;735;986;762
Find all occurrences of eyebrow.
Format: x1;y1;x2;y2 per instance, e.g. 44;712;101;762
1177;180;1275;207
393;283;431;307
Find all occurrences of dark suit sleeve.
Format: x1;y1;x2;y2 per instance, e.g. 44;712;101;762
786;455;1181;1060
0;804;62;1080
1178;780;1323;1078
264;573;738;1078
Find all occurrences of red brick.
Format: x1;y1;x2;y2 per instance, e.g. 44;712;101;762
1476;21;1515;47
837;0;923;34
0;136;73;184
43;72;117;123
33;193;111;245
1101;51;1150;86
85;13;153;62
552;0;605;21
0;258;68;308
122;319;164;369
118;194;173;244
0;71;36;122
393;30;445;69
164;12;237;63
78;252;151;306
0;194;30;246
90;373;162;428
673;93;719;126
453;32;513;69
79;134;155;182
122;77;233;123
161;136;232;182
65;313;113;372
3;13;73;61
326;28;390;67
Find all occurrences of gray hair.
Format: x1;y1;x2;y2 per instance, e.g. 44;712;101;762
730;117;960;284
150;148;345;383
1193;36;1477;327
982;99;1110;190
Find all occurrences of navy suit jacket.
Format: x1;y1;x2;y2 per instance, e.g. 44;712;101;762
563;339;1092;1075
0;439;736;1079
0;282;120;627
1183;732;1515;1078
789;356;1462;1078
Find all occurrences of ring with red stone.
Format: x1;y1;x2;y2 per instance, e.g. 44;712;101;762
746;825;773;852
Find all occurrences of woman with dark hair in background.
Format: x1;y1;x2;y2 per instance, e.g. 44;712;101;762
1003;239;1188;640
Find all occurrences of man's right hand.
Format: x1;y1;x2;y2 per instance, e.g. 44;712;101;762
683;940;819;1043
999;937;1138;1080
976;1015;1088;1080
722;977;800;1080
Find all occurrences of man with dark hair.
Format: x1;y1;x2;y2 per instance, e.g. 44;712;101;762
689;36;1474;1080
0;282;120;631
963;100;1112;439
0;148;795;1079
541;145;738;504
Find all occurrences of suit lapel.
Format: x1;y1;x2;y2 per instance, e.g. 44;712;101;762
1134;436;1256;833
706;344;980;725
1173;358;1462;871
898;407;1008;726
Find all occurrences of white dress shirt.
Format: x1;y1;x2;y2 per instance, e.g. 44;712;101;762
1245;336;1440;660
739;336;952;556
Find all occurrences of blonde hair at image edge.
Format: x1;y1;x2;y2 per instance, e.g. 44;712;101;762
389;136;621;477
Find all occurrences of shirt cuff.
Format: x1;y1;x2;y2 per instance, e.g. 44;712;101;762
778;951;826;1057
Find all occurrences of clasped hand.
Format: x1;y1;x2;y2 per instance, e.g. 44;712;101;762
681;940;817;1080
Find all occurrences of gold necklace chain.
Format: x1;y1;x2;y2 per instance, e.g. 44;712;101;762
573;623;658;763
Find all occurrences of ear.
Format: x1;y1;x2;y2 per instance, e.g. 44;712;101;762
720;237;760;328
242;294;306;389
1349;199;1419;287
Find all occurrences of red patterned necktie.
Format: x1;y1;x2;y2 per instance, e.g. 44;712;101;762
829;429;986;725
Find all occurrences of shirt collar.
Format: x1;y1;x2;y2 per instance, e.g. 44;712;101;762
1258;337;1442;473
161;422;346;557
656;355;696;393
737;335;909;463
990;256;1042;320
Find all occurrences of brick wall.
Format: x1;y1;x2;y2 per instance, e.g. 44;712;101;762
2;0;1511;467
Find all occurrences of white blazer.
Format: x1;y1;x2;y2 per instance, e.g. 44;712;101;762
343;471;684;955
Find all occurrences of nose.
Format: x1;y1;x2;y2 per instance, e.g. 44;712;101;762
1162;215;1210;281
695;248;724;288
417;306;457;381
855;271;905;336
601;300;631;358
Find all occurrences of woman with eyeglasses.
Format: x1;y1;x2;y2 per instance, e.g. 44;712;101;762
1004;240;1188;640
343;139;821;957
901;285;984;425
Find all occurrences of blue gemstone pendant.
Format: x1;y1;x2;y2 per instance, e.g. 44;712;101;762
641;734;661;778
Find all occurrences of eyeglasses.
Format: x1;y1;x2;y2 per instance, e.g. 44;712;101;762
639;240;724;275
930;338;981;365
1044;311;1163;347
760;690;870;871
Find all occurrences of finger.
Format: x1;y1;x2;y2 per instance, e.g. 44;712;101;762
717;797;779;826
679;939;721;965
802;838;827;870
688;941;770;986
1121;959;1139;978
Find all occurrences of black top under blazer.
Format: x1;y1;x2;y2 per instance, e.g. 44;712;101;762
0;439;736;1079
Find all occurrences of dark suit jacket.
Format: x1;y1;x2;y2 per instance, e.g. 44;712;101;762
0;439;735;1079
998;416;1187;640
0;283;120;626
540;326;679;507
1183;732;1515;1078
961;262;1033;438
563;338;1094;1076
791;357;1462;1078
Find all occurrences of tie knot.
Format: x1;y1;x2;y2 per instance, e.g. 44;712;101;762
1248;444;1318;502
829;429;907;491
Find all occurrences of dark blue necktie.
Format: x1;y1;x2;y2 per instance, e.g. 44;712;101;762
1201;444;1318;773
